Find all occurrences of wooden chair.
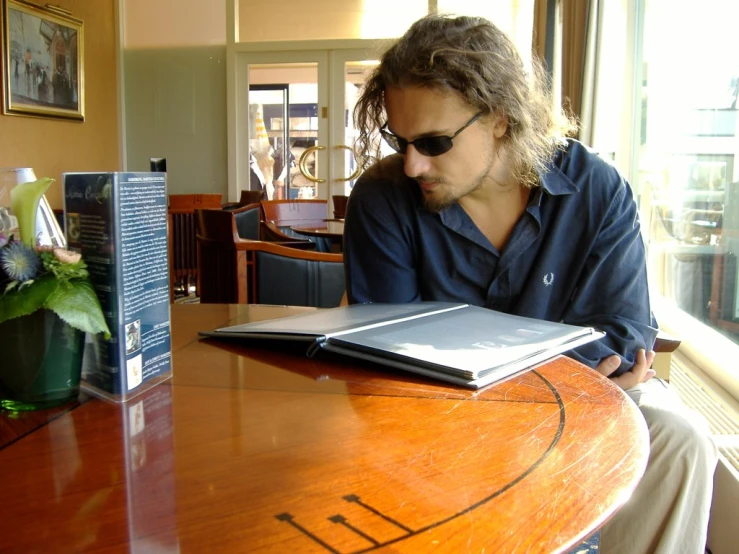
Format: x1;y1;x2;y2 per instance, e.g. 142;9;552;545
250;241;344;308
196;209;344;306
261;199;331;251
232;203;313;249
222;190;265;211
226;202;314;249
260;221;316;249
332;195;349;219
168;193;222;301
260;199;328;225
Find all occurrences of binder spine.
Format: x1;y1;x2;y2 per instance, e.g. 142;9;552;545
306;337;327;358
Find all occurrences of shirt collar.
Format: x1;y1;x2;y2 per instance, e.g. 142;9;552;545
435;143;580;219
538;153;580;196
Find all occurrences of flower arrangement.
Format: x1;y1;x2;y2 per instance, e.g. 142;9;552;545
0;177;109;337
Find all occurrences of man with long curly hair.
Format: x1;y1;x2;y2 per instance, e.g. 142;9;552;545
343;13;717;554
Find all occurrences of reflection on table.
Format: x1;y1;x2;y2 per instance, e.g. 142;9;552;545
0;303;649;553
290;219;345;251
290;219;344;239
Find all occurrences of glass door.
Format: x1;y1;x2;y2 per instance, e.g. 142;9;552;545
236;51;328;201
248;84;289;198
233;43;386;211
329;50;384;200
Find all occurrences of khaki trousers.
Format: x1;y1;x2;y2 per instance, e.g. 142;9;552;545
600;378;719;554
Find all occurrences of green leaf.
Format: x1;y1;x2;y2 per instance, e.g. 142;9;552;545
9;177;54;246
44;279;111;338
0;274;58;324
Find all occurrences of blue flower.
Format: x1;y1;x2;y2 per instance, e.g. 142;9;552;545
0;241;41;282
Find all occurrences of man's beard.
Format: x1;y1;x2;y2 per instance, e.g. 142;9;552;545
419;156;496;213
421;182;465;213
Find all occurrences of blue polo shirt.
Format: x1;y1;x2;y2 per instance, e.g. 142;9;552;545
343;139;658;375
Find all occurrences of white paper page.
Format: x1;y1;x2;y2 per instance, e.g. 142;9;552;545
214;302;466;337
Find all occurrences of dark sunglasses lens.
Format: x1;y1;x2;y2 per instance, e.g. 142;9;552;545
381;131;405;153
415;137;453;157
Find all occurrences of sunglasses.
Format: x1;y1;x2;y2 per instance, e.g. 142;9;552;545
380;112;483;157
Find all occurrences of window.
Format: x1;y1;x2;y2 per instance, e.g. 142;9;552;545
593;0;739;398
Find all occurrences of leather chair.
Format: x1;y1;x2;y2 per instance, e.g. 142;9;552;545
222;190;266;211
196;209;343;306
332;195;349;219
233;203;315;249
260;199;331;251
251;242;344;308
231;203;261;241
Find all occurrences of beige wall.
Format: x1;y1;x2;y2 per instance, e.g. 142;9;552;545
124;0;226;48
123;46;227;196
0;0;120;209
238;0;426;42
123;0;228;198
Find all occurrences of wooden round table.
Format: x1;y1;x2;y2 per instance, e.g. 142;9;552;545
290;219;345;240
0;304;648;553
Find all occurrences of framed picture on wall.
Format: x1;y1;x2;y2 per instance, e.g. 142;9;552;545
1;0;84;121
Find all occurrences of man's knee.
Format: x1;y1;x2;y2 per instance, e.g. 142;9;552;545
639;400;717;472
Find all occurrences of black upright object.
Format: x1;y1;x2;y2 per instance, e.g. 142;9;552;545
150;158;167;172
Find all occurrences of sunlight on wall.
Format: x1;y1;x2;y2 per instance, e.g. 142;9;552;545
238;0;426;42
125;0;533;47
437;0;535;64
358;0;429;39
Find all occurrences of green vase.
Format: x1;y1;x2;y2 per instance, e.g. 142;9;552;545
0;309;85;411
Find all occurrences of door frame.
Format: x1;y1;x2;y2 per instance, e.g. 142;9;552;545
227;39;385;203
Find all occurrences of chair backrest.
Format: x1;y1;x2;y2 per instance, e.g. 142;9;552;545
224;190;267;211
168;194;223;300
264;219;332;252
195;209;344;307
195;208;246;304
231;203;261;240
260;199;328;225
260;199;331;251
332;195;349;219
239;189;265;206
169;194;222;212
252;243;344;308
260;221;316;249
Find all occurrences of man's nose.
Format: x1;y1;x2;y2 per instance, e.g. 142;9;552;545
403;145;432;178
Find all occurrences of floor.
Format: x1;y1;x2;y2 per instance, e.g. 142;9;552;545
173;293;200;304
569;533;599;553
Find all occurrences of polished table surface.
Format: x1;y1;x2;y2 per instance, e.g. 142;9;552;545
0;304;648;553
290;219;345;239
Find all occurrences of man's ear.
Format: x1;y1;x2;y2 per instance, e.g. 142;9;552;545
493;113;508;138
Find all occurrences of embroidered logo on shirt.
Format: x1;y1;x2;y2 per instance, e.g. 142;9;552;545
543;273;554;287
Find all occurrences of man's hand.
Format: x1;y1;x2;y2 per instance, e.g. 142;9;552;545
595;348;656;390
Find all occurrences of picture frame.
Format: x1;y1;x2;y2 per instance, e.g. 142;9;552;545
1;0;84;121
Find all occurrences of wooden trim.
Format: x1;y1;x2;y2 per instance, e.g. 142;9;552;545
260;199;328;224
654;331;680;353
260;222;316;248
236;238;343;262
229;202;262;214
236;250;249;304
